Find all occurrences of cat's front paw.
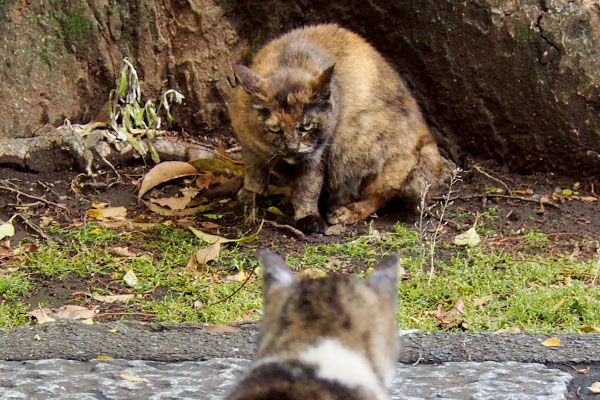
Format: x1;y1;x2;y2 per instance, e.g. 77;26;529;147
237;188;264;206
326;206;362;225
296;215;328;234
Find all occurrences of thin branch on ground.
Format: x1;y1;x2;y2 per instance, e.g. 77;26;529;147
472;164;513;195
435;193;561;208
428;168;462;286
264;220;305;239
206;265;258;308
0;180;69;212
592;248;600;286
12;214;51;241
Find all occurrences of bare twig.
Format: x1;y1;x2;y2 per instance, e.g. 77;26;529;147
428;168;462;286
435;193;561;209
0;180;69;211
592;248;600;286
473;164;513;195
265;220;305;239
206;265;258;307
12;214;51;241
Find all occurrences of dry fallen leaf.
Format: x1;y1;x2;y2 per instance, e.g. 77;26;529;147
195;242;221;265
108;246;139;258
188;158;243;176
576;366;590;375
150;193;196;211
203;324;241;333
86;293;137;303
87;206;127;221
96;220;158;232
97;355;114;360
453;227;481;247
436;298;466;328
27;305;98;323
123;269;139;288
138;161;199;200
33;334;42;341
578;326;600;333
0;221;15;241
473;295;493;307
120;374;150;383
494;326;522;334
541;337;562;347
580;196;598;203
588;382;600;394
224;270;247;282
297;268;327;279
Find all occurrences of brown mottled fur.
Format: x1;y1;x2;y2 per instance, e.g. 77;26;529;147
230;24;442;233
226;252;399;400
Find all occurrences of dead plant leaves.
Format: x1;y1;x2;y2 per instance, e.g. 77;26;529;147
0;221;15;240
87;206;127;221
454;227;481;247
189;219;264;245
203;324;241;333
138;161;199;200
196;172;229;190
108;246;139;258
224;270;247;282
188;158;243;176
494;326;522;334
97;355;114;360
473;295;493;307
120;374;150;383
435;298;465;328
588;382;600;394
541;337;562;347
143;201;211;216
85;292;138;303
195;242;221;265
576;366;590;375
297;268;328;279
27;305;98;324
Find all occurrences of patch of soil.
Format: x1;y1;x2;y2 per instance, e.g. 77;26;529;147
1;157;599;322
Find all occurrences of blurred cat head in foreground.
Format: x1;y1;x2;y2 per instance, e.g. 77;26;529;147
226;252;399;400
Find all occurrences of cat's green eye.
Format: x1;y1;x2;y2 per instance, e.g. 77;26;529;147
301;122;315;131
267;125;282;133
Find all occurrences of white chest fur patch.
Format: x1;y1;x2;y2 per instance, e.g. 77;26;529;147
298;338;389;400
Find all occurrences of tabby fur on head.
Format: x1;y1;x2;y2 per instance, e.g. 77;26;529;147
225;251;399;400
230;24;443;234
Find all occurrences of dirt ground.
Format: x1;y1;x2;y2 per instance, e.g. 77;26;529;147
1;149;599;321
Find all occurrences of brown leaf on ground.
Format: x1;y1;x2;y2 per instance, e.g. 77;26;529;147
87;206;127;221
108;246;139;258
436;298;465;328
494;326;522;334
223;270;247;282
195;242;221;265
96;220;158;232
203;324;241;333
138;161;199;200
297;268;328;279
588;382;600;394
27;305;98;323
150;191;196;211
473;295;493;307
576;366;590;375
196;172;229;190
541;337;562;347
120;374;150;383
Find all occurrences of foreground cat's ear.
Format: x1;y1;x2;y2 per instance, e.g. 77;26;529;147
260;251;296;298
234;64;265;97
310;64;335;101
366;255;399;304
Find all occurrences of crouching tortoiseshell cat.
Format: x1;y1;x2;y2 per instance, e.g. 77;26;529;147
226;252;399;400
230;24;443;234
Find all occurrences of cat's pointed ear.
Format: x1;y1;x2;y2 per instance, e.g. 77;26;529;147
366;255;399;304
234;64;265;96
260;251;295;298
310;64;335;100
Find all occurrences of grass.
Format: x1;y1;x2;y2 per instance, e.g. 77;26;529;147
1;221;599;333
